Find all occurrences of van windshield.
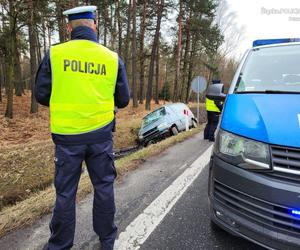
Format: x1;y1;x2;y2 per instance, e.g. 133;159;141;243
142;108;166;128
235;44;300;93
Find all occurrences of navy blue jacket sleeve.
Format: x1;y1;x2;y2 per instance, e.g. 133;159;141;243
115;57;130;108
34;51;52;107
214;100;223;112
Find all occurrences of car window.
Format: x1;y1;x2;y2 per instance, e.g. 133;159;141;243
142;108;166;128
235;44;300;93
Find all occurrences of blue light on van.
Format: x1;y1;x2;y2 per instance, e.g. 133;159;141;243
291;209;300;216
253;38;300;47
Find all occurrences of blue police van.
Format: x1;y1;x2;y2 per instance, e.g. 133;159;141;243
207;38;300;249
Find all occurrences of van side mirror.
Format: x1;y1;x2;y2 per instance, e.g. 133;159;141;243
206;83;226;101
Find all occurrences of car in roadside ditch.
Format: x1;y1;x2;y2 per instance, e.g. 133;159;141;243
138;103;198;146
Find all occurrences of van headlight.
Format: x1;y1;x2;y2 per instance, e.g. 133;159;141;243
216;129;271;170
138;130;143;140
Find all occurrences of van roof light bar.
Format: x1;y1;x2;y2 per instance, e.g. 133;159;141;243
253;38;300;47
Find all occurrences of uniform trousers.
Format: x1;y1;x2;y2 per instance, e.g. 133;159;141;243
47;140;117;250
204;111;220;141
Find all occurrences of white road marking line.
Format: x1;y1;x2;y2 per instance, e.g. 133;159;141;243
114;145;213;250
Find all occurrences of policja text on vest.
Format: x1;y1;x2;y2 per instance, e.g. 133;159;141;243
63;59;107;75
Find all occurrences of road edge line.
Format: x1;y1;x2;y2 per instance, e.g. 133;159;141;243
114;145;213;250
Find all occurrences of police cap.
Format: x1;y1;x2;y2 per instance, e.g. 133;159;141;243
63;6;97;21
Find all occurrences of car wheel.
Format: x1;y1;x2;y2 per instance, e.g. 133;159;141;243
171;126;179;136
192;119;198;128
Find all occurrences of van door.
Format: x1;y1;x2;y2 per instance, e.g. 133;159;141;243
169;104;185;131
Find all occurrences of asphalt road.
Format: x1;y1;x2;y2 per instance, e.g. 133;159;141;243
140;165;263;250
0;132;264;250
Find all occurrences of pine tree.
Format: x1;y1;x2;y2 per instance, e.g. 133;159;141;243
145;0;164;110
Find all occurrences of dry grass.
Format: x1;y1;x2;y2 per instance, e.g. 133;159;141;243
0;94;200;149
0;143;54;209
0;94;178;211
0;92;165;149
116;126;203;176
188;102;205;109
0;93;51;148
0;127;201;237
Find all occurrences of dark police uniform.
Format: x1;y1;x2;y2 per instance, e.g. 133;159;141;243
204;98;223;142
35;22;129;250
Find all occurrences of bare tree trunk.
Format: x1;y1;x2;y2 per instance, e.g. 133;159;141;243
185;35;196;103
138;0;147;104
124;0;132;68
96;4;100;41
180;13;191;102
0;79;2;103
111;3;117;50
5;0;17;118
173;0;183;102
42;17;47;55
47;21;52;47
0;59;3;102
55;1;68;42
103;0;109;46
2;60;7;96
14;33;23;96
28;1;38;113
145;0;164;110
164;62;168;102
0;15;4;102
117;0;123;55
155;41;160;104
131;0;138;107
36;28;42;64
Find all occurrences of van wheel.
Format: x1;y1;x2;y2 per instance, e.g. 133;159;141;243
192;119;198;128
171;126;179;136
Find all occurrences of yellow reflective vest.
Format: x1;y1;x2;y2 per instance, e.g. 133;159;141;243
50;40;118;135
206;98;221;113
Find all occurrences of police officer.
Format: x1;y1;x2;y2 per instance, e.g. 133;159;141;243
204;80;223;142
35;6;130;250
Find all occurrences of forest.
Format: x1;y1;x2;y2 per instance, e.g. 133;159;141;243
0;0;240;119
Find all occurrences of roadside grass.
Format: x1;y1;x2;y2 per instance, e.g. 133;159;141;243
0;100;168;211
0;127;202;237
188;102;205;109
0;143;54;210
116;126;203;176
0;96;208;211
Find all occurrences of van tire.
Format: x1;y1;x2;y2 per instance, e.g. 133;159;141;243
171;126;179;136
